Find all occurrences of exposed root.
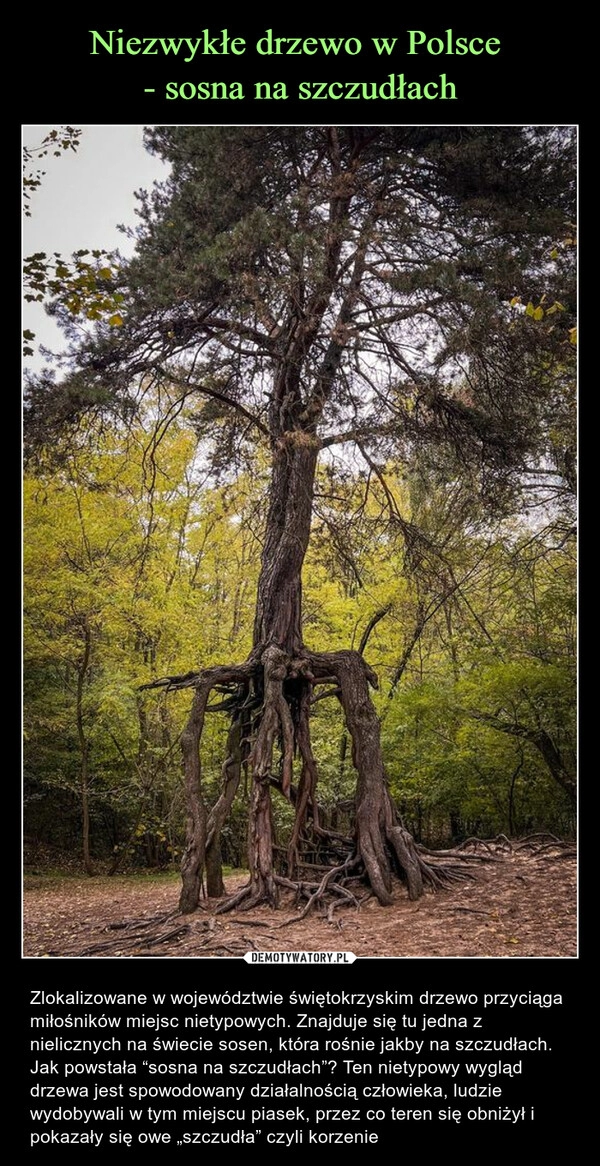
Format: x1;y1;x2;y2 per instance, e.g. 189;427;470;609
210;856;368;924
213;884;256;914
441;906;492;916
278;858;359;925
513;833;573;852
440;834;575;859
146;644;567;921
418;862;475;890
454;837;502;855
418;843;502;863
388;825;423;899
64;911;190;956
195;942;248;957
203;817;483;919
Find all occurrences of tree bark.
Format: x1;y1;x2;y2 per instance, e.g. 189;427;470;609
76;617;94;877
165;415;459;911
334;652;394;905
170;428;441;911
169;661;253;912
178;684;211;914
253;436;319;654
205;717;243;897
247;773;279;907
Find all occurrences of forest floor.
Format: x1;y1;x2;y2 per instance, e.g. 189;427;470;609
23;838;576;959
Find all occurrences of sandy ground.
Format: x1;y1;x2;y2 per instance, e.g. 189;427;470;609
23;841;576;959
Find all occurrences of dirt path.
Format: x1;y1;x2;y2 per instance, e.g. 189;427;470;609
23;841;576;959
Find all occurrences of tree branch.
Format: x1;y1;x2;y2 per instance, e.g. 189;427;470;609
155;368;272;441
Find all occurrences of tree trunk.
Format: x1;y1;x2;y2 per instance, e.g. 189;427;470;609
205;717;244;897
225;437;318;907
168;427;453;912
81;750;93;878
76;617;94;877
253;435;319;654
247;774;279;907
178;684;211;913
204;845;225;900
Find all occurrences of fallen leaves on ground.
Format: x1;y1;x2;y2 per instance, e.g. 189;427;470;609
23;842;576;959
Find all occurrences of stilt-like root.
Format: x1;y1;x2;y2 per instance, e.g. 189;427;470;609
143;646;487;918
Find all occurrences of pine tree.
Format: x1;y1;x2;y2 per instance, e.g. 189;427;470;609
27;126;576;912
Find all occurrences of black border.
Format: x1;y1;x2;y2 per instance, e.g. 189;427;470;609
20;14;580;1152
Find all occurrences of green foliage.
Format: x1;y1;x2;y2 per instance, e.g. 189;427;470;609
24;397;576;862
378;516;576;840
23;402;262;867
28;128;576;507
23;249;125;352
23;127;125;357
